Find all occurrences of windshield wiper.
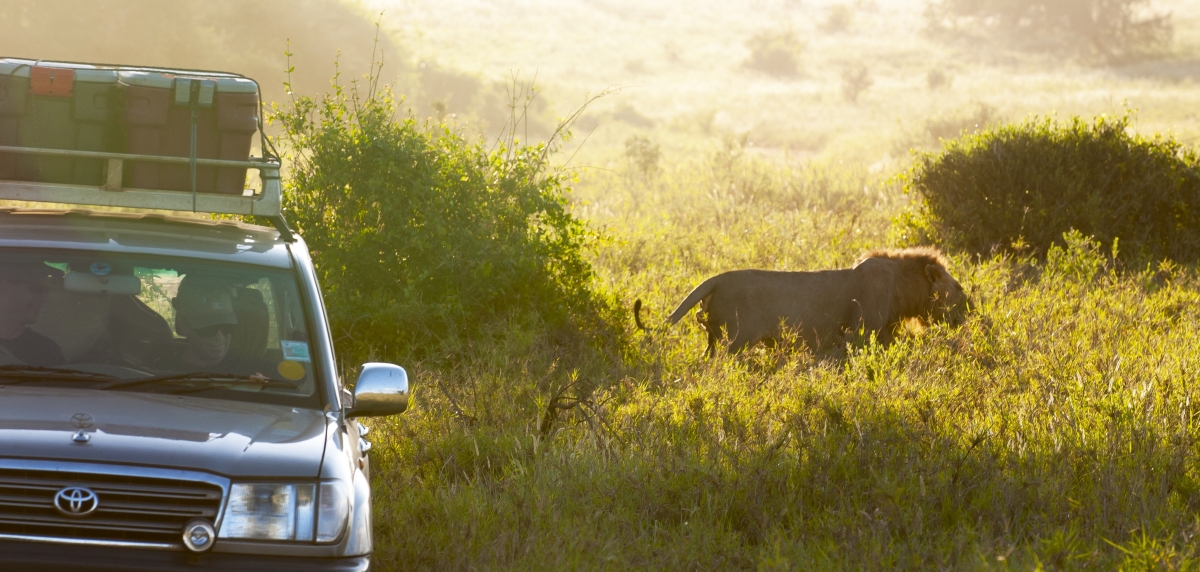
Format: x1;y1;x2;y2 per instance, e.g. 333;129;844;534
0;365;118;384
98;372;301;394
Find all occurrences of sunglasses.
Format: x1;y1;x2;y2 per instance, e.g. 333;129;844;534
194;323;237;337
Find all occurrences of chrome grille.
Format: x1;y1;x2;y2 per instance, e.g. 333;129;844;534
0;465;223;546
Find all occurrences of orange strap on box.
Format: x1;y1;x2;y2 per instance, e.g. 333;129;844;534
30;66;74;97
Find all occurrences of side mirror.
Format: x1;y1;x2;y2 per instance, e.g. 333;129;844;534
347;363;409;418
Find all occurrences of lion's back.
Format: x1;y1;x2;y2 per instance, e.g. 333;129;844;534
705;268;864;340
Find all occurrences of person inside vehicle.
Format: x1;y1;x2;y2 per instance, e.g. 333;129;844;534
0;261;65;366
174;275;237;369
158;274;268;376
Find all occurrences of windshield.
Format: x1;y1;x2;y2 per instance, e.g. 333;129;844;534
0;248;320;408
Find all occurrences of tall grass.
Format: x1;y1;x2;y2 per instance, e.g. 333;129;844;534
364;140;1200;569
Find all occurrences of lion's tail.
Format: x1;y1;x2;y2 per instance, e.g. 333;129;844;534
665;275;722;325
634;275;721;333
633;299;651;331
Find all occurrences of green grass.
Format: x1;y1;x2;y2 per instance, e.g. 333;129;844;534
332;1;1200;568
362;145;1200;569
11;1;1200;566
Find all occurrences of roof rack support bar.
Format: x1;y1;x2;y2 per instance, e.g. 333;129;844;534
190;86;199;213
268;214;296;243
103;159;123;192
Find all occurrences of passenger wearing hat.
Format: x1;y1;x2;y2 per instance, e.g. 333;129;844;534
166;275;241;370
0;260;65;366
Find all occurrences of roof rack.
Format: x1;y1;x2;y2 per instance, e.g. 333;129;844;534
0;57;292;239
0;146;281;217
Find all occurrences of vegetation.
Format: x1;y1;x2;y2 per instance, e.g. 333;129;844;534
183;1;1200;568
840;64;873;104
899;112;1200;262
364;141;1200;569
623;135;662;183
743;29;805;78
4;0;1200;567
926;67;951;91
922;101;1000;141
269;70;606;365
255;56;1200;568
821;3;855;34
925;0;1174;61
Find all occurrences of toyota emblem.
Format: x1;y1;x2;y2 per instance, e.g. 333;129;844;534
54;487;98;517
70;413;94;429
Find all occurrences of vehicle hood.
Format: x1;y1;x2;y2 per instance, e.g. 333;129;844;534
0;386;328;478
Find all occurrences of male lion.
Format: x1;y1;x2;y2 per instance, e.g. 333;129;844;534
634;247;969;357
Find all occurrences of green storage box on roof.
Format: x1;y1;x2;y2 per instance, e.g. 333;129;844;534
0;58;120;186
121;72;260;195
0;59;32;181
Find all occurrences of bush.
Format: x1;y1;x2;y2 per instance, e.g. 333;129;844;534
898;113;1200;262
744;30;804;77
821;4;854;34
926;68;951;91
269;71;604;365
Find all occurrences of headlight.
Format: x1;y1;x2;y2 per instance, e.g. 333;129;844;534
316;481;350;542
218;481;349;543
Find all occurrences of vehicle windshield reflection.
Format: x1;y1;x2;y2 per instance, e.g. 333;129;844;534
0;249;319;408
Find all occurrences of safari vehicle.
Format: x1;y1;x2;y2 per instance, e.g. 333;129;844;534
0;59;408;572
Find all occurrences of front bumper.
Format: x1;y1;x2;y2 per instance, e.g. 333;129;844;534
1;539;370;572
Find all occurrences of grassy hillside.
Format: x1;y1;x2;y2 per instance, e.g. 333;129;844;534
375;0;1200;168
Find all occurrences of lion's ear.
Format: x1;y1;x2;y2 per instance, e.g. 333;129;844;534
925;264;945;283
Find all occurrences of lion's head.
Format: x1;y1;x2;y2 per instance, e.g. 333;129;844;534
925;263;969;326
859;246;970;326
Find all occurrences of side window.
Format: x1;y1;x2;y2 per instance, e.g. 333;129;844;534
273;276;313;370
243;278;279;356
276;277;309;341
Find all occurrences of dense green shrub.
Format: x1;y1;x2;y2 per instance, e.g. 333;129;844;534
269;74;602;365
899;113;1200;261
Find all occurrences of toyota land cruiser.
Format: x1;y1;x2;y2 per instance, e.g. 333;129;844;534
0;59;407;571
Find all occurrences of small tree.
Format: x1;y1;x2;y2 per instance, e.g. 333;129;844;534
840;64;872;104
624;135;661;183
